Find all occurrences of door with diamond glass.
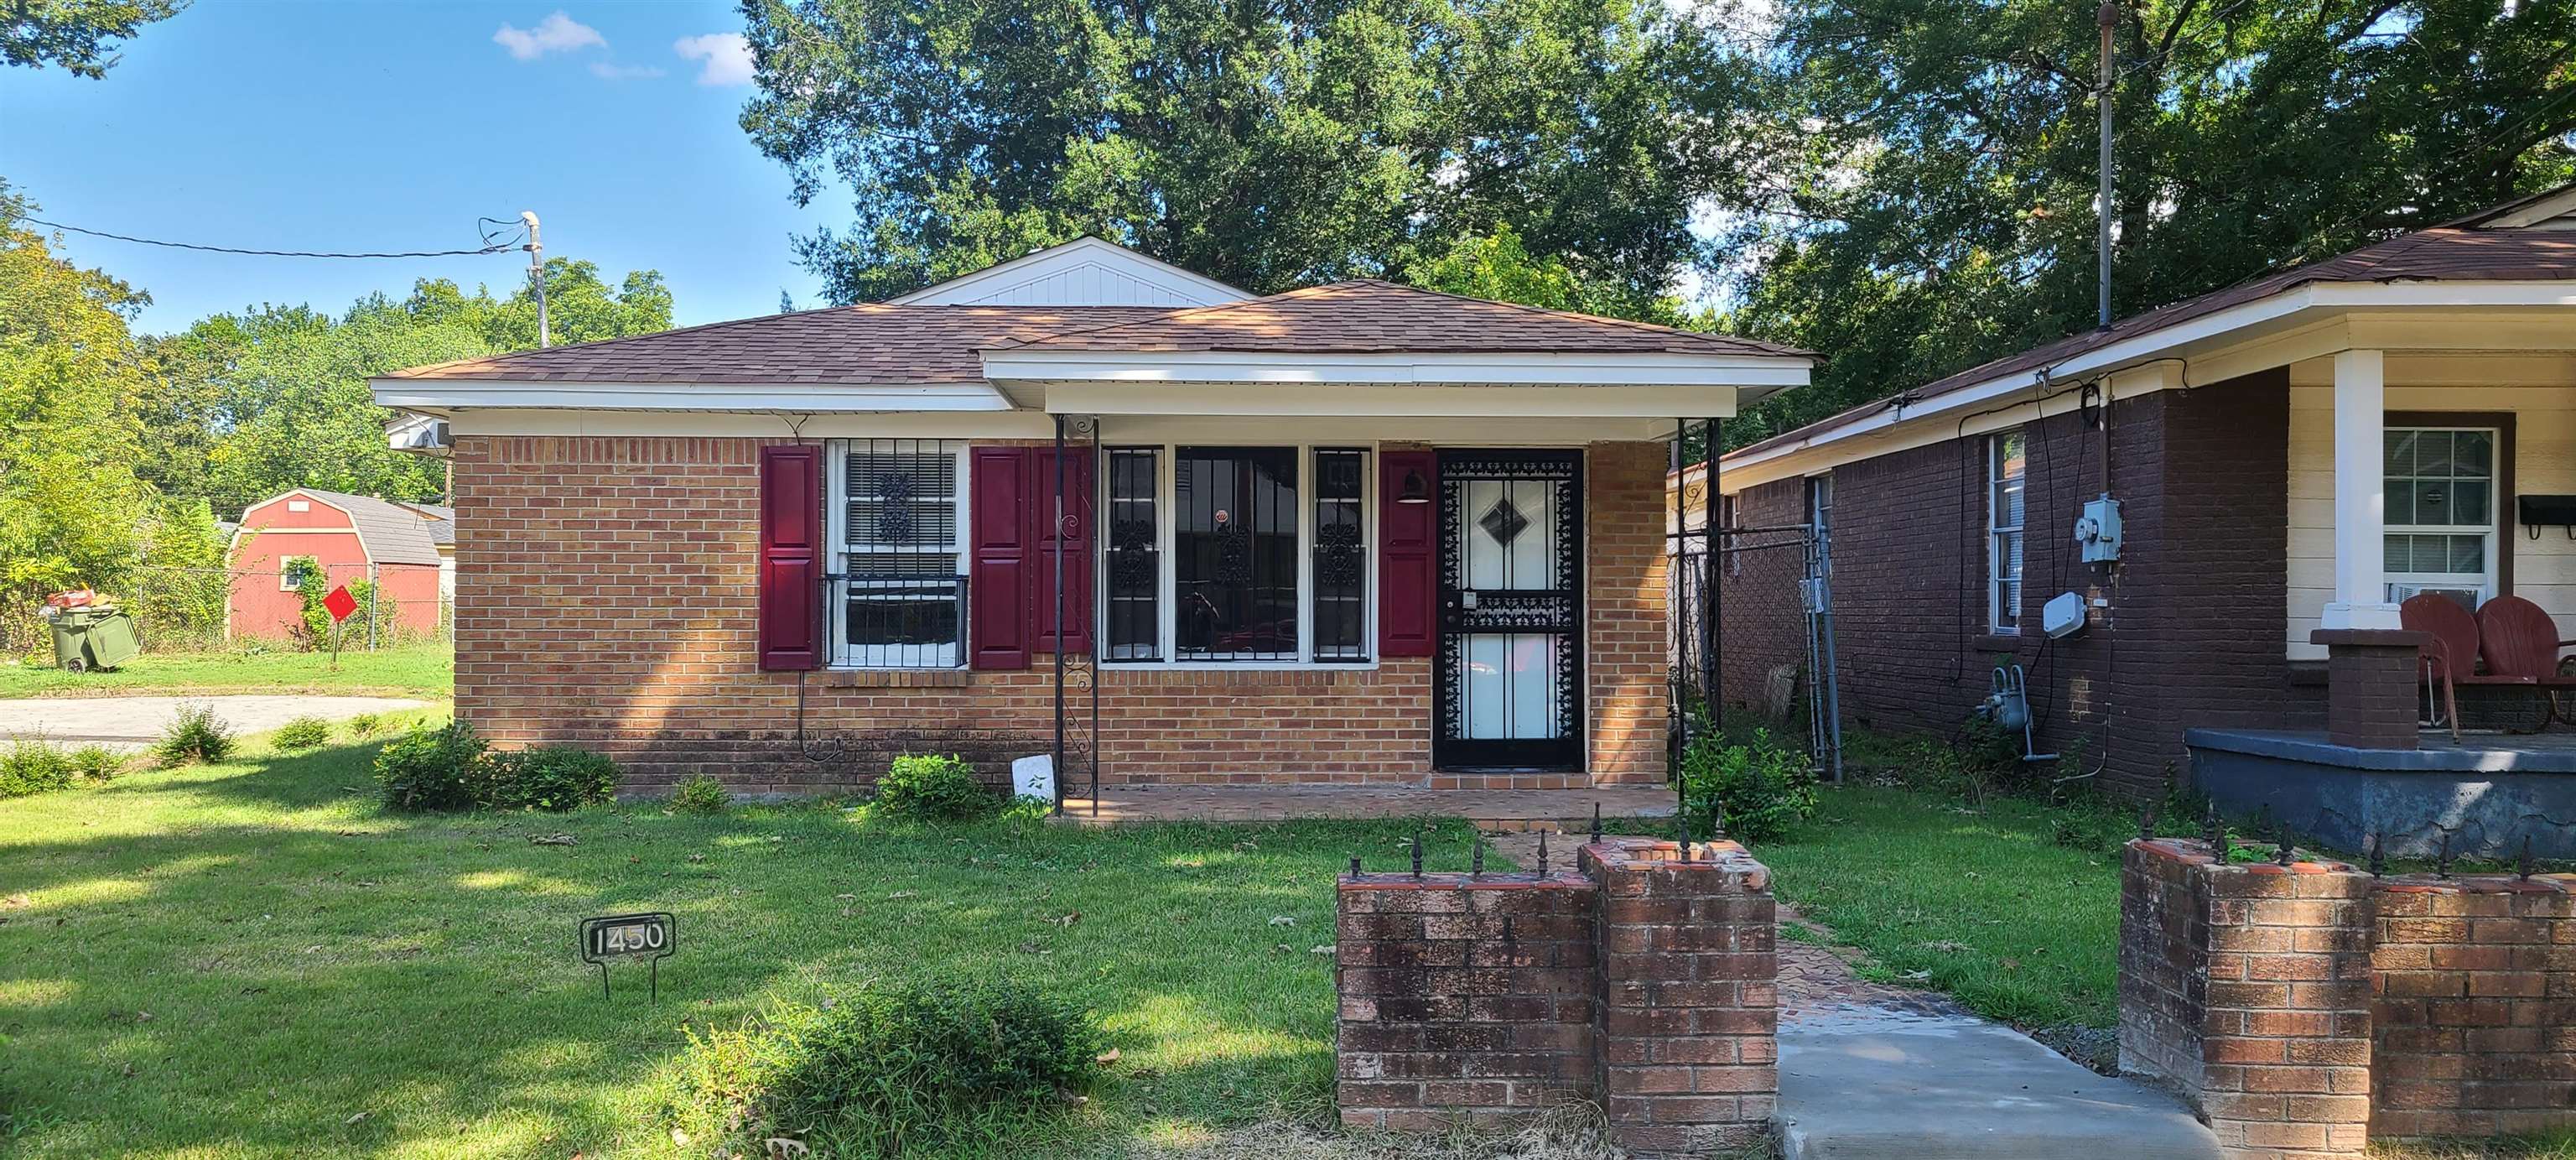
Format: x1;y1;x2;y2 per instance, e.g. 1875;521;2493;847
1434;450;1583;770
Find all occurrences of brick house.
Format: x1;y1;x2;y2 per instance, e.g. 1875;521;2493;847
371;238;1811;795
226;487;445;642
1692;184;2576;857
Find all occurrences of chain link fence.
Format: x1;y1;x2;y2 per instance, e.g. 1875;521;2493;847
1670;522;1844;779
8;562;449;661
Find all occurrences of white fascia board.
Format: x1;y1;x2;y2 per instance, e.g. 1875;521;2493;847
1041;381;1744;419
366;379;1016;413
442;409;1057;440
981;348;1811;388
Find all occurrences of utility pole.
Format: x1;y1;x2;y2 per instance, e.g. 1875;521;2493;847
2096;0;2117;330
522;211;550;348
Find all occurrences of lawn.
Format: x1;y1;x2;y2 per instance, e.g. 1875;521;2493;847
0;642;454;700
0;714;1481;1158
1753;785;2126;1031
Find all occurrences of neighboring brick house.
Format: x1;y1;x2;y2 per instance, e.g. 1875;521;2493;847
1691;184;2576;813
227;487;445;642
371;237;1813;794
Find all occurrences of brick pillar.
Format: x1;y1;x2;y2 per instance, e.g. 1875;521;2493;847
2308;629;2426;751
2119;839;2376;1159
1335;868;1598;1131
2369;874;2576;1138
1584;837;1778;1156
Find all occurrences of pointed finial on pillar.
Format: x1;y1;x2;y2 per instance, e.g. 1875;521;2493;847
2436;832;2453;880
2367;833;2385;877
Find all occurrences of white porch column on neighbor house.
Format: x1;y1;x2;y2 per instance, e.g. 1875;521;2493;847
2321;347;2402;632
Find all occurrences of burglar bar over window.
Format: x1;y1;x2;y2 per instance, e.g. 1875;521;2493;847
830;438;968;668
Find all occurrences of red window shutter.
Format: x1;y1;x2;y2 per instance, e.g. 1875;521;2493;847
1034;447;1095;654
969;447;1031;668
1379;450;1436;657
757;444;823;670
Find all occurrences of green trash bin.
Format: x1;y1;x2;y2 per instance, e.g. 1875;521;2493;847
48;606;142;673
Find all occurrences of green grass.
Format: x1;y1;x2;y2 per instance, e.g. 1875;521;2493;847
1754;784;2124;1031
0;713;1480;1158
0;642;453;700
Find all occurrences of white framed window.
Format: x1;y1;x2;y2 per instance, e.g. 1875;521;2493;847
827;438;967;668
2384;427;2498;608
1988;430;2027;633
279;555;319;592
1101;445;1374;666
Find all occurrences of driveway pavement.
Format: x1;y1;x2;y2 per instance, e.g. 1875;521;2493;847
0;695;432;752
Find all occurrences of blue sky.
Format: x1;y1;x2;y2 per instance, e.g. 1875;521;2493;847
3;3;829;336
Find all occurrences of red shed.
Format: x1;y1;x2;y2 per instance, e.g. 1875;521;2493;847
227;488;446;642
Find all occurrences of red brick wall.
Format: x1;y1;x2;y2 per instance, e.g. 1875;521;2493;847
1714;372;2312;798
2369;875;2576;1138
1335;871;1599;1129
1335;838;1777;1153
454;434;1667;793
2119;839;2576;1155
1588;441;1672;786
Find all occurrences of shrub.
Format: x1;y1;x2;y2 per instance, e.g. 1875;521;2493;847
670;774;730;814
345;712;383;738
272;715;332;750
1677;726;1820;843
372;721;488;812
874;753;994;821
672;979;1104;1157
0;742;75;799
482;747;620;811
153;702;235;767
65;744;124;782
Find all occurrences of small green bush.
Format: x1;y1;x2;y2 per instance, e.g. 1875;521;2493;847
1678;726;1820;843
372;721;489;811
672;979;1104;1157
272;715;332;750
874;753;994;822
0;743;75;799
65;744;124;782
345;713;383;738
482;747;620;811
670;774;730;814
153;702;235;767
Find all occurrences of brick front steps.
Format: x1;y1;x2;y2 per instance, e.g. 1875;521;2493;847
1055;784;1680;828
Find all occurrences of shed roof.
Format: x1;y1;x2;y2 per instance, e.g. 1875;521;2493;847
283;489;444;567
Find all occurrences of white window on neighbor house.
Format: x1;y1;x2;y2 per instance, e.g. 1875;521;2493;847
1988;429;2027;633
1102;445;1373;665
279;555;319;592
828;439;968;668
2384;427;2499;609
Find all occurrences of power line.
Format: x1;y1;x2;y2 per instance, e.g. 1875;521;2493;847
20;216;527;260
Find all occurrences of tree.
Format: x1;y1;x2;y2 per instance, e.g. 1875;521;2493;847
0;185;169;648
4;0;185;78
1721;0;2576;447
739;0;1763;307
164;262;676;517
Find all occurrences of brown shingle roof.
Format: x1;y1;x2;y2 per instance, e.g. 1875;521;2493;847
994;280;1811;356
379;304;1176;383
1726;207;2576;463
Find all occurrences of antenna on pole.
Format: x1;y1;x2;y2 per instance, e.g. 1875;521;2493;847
522;211;550;348
2095;0;2116;330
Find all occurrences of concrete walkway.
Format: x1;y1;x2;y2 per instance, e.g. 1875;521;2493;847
1776;989;2219;1159
1056;784;1678;828
0;695;431;752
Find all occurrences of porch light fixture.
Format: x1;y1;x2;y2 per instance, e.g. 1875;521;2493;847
1396;467;1431;505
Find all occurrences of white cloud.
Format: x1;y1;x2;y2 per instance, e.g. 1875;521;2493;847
494;12;605;60
589;60;667;81
673;32;754;86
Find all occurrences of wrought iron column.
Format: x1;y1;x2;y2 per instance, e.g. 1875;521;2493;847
1701;419;1720;728
1052;414;1067;816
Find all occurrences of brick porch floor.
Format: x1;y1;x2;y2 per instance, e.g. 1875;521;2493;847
1053;784;1680;829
